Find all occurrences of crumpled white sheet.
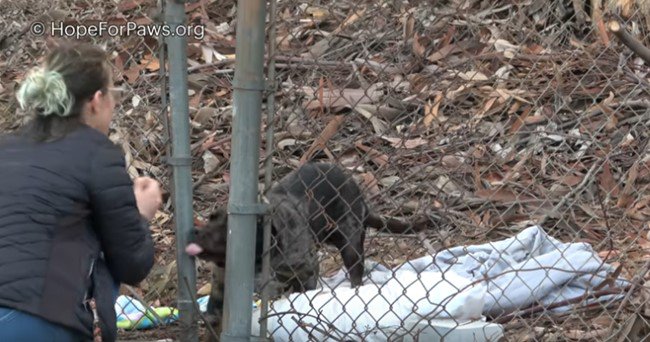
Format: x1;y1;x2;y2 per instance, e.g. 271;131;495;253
252;225;628;341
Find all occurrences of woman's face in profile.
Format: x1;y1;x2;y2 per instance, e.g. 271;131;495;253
84;72;117;135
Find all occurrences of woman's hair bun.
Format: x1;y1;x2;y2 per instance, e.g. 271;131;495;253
16;66;74;117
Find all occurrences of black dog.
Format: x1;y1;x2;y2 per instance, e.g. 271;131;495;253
185;162;427;331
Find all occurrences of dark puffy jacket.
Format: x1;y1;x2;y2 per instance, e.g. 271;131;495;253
0;124;155;342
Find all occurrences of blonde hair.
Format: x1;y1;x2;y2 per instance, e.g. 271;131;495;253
16;66;74;117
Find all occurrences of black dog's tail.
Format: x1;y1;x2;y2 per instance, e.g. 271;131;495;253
364;213;428;234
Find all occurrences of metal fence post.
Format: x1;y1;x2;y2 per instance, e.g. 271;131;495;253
221;0;268;341
165;0;198;341
259;0;278;338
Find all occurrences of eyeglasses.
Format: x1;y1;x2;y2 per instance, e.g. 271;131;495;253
108;86;125;103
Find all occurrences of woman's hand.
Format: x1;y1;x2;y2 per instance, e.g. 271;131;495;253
133;176;163;221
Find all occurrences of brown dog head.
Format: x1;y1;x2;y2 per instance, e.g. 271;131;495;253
185;207;229;267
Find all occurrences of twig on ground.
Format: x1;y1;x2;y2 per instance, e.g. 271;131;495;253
608;20;650;65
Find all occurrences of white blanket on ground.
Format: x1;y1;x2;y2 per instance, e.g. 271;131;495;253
252;225;628;341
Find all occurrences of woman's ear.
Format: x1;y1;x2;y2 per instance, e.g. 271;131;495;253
88;90;107;115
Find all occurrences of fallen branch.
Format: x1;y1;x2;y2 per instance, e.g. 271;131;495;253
493;285;632;324
608;20;650;65
536;160;604;227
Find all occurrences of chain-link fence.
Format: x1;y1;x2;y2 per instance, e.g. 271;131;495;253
254;0;650;341
3;0;650;341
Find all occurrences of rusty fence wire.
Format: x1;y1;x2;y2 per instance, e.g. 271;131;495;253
256;0;650;341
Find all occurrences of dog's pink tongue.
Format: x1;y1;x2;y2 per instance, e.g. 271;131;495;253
185;243;203;256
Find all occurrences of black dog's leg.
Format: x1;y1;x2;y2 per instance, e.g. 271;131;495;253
268;197;321;293
338;216;366;287
206;264;225;342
